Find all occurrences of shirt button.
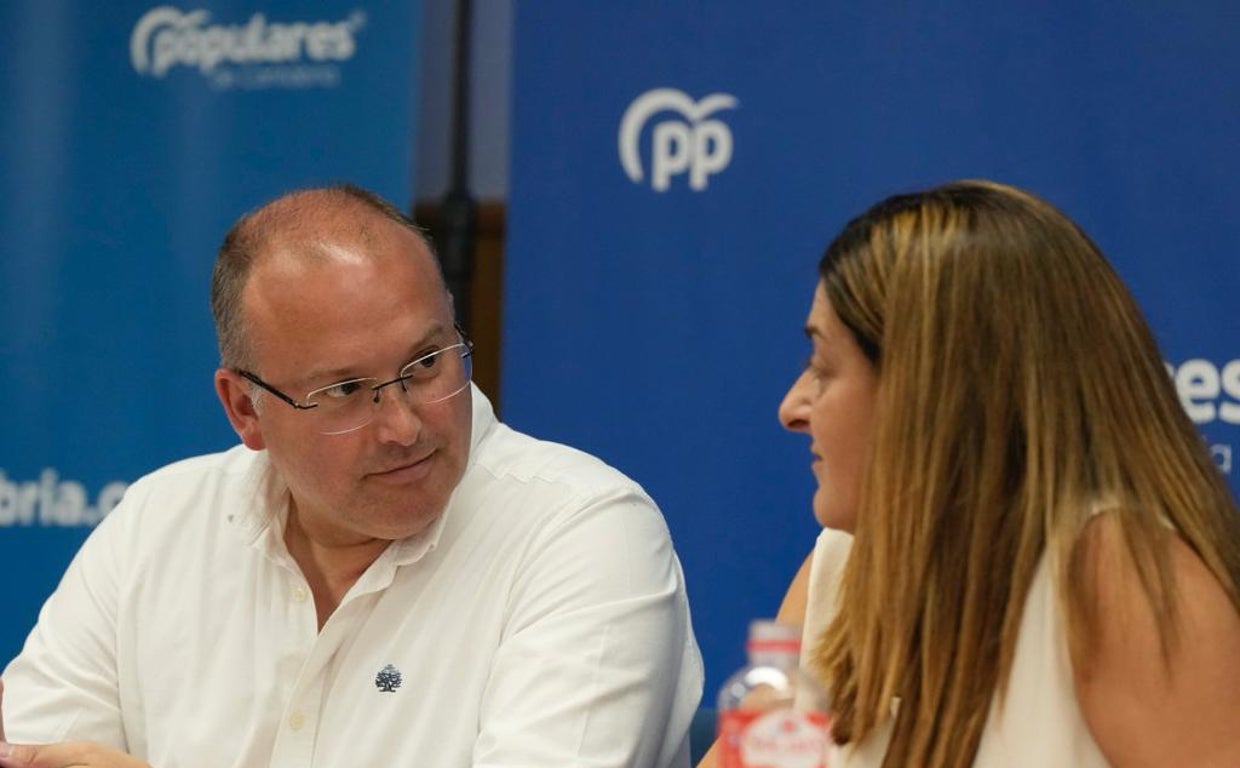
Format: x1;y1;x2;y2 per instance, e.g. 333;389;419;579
289;712;305;731
292;586;309;603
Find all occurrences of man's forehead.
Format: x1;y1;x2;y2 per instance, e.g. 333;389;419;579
254;212;432;272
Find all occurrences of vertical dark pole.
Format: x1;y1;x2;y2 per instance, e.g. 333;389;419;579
438;0;477;332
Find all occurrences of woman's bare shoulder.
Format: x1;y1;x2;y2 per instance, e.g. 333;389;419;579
1073;513;1240;767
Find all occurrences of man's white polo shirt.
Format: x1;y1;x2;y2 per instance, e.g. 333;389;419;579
3;387;703;767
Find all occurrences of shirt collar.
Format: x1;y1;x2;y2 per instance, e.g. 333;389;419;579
231;382;500;567
386;382;499;565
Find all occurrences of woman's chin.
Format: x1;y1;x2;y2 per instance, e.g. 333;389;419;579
812;492;856;533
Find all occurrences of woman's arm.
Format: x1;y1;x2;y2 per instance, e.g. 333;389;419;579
1074;515;1240;767
774;549;815;626
696;550;816;768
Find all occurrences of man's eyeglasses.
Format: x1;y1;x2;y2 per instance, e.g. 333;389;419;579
235;331;474;436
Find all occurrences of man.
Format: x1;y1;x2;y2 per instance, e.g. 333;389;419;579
0;185;702;767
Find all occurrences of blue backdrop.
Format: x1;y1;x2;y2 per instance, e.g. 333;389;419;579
506;3;1240;698
1;1;419;666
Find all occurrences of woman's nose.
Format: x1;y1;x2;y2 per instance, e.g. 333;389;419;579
778;371;812;433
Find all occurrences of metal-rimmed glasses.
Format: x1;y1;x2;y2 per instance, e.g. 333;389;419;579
235;330;474;436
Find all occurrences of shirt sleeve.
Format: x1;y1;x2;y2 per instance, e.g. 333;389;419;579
471;486;703;768
801;527;854;656
2;504;130;748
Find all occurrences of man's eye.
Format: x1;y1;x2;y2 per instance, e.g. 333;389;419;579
320;380;368;399
405;350;443;376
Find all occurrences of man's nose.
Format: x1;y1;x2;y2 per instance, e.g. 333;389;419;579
372;381;422;444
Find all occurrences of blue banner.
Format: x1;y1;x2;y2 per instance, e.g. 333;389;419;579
1;1;419;664
507;3;1240;696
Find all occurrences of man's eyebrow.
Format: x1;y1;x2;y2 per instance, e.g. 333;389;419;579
300;365;366;387
406;321;450;353
301;322;451;385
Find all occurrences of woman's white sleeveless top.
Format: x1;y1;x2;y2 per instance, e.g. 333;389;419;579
802;528;1111;767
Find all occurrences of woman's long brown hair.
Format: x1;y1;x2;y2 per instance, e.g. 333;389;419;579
812;180;1240;768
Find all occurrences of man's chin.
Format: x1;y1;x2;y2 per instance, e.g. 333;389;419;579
364;500;448;541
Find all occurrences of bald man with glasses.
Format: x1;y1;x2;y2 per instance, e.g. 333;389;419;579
0;185;702;768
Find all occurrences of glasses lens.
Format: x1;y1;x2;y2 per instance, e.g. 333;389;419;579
399;343;473;405
306;378;380;435
309;343;474;436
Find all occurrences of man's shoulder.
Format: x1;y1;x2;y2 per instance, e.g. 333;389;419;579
130;444;259;492
471;421;646;499
75;445;263;573
112;445;264;530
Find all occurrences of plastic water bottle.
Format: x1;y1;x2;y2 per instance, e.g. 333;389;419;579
717;620;834;768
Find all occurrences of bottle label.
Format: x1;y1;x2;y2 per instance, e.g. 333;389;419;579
718;709;833;768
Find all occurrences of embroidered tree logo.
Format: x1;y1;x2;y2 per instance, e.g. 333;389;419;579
375;664;403;693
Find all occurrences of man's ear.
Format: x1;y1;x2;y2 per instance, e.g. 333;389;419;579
215;368;267;450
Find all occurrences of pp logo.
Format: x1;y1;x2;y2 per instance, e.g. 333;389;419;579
618;88;738;192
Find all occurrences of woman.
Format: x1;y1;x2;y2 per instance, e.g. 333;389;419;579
708;180;1240;767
